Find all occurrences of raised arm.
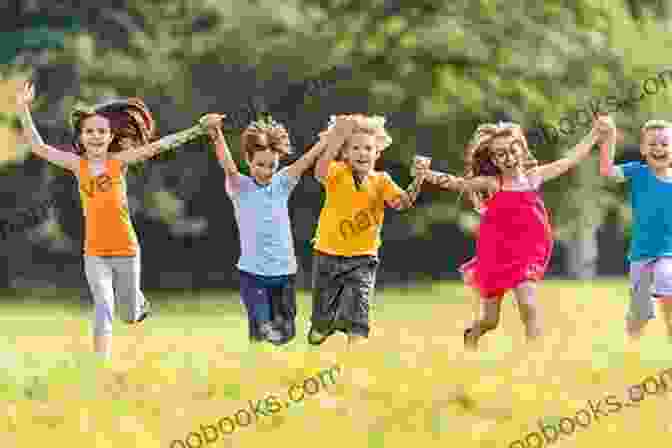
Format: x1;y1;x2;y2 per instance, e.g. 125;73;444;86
203;114;242;192
16;81;79;172
598;119;625;182
285;136;328;179
531;122;602;183
314;117;356;182
113;117;210;165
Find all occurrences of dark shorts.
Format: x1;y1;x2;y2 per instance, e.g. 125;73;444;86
239;270;297;344
309;251;379;343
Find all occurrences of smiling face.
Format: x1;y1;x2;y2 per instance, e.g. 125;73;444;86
79;115;114;158
246;149;279;185
343;133;381;176
641;127;672;170
489;135;524;175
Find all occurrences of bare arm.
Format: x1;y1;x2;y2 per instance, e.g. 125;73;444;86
598;132;625;182
18;104;80;172
285;137;328;179
531;129;598;183
424;170;497;193
314;118;356;182
210;125;243;193
386;175;426;211
210;126;238;176
113;123;206;165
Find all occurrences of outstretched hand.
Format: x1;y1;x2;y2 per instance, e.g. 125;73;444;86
199;113;226;132
16;80;35;109
592;113;616;144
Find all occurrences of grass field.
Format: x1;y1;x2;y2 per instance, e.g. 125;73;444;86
0;280;670;447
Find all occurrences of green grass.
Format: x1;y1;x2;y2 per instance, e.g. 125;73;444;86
1;280;670;447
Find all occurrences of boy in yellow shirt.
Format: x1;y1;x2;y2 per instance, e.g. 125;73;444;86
309;114;428;346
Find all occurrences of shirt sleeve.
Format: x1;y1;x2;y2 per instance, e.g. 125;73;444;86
616;162;642;182
380;172;405;202
225;173;248;197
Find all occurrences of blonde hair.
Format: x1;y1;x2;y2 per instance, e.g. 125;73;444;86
322;113;392;159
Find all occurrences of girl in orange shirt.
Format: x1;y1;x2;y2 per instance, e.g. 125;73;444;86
17;80;217;360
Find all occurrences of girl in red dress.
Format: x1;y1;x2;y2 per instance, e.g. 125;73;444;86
426;119;607;350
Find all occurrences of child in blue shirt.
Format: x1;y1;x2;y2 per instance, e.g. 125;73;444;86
600;117;672;342
202;114;330;345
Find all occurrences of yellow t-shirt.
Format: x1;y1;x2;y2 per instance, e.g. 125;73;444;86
313;161;404;256
77;159;139;256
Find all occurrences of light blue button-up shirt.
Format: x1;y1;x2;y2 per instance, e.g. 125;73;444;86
226;168;300;276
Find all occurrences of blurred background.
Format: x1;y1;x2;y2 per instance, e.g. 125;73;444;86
1;0;671;294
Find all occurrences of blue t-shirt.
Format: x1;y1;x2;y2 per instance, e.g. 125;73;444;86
226;168;300;276
619;162;672;261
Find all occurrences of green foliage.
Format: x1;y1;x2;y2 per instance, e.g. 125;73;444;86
5;0;672;243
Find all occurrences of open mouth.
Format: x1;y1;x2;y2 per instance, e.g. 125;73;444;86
650;152;668;162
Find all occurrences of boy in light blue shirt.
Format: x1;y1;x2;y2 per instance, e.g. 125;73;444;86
203;115;329;345
600;117;672;342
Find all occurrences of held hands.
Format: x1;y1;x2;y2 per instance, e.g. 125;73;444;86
199;113;226;136
411;156;431;182
592;113;616;145
332;115;357;137
16;80;35;109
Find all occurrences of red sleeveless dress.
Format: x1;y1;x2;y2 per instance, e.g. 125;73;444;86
459;176;553;299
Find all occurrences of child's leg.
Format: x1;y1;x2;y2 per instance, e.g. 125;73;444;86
344;258;378;349
267;275;297;345
464;298;502;351
239;271;281;343
512;281;541;342
113;254;150;325
627;261;656;340
84;256;115;360
308;253;339;345
650;258;672;341
661;301;672;341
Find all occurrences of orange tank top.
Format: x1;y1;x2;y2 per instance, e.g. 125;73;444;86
77;159;138;256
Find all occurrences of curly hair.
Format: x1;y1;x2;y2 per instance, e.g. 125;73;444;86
241;116;292;161
321;113;392;160
464;122;537;210
69;98;156;155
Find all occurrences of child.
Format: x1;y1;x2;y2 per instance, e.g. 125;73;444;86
424;118;606;351
308;114;428;347
599;117;672;342
204;115;329;346
16;80;211;360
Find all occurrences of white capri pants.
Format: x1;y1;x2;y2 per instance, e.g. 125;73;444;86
628;257;672;321
84;254;147;336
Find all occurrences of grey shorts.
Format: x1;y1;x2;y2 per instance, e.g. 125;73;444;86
627;257;672;321
309;251;379;343
84;254;147;336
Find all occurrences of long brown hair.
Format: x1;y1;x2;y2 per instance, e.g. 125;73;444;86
464;123;537;210
69;98;156;155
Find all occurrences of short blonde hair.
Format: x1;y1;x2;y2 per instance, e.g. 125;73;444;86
323;114;392;158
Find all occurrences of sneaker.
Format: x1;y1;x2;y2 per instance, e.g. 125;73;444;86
259;321;284;344
135;299;152;323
